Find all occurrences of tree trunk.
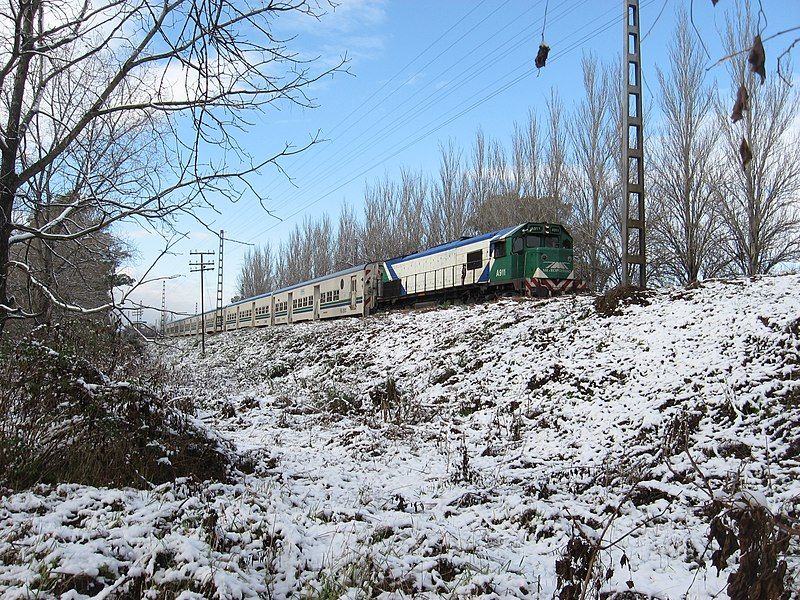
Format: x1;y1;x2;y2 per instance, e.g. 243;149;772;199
0;182;18;332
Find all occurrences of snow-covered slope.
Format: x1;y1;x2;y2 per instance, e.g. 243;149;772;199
1;275;798;599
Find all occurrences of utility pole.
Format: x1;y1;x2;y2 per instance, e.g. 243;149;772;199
189;251;215;353
622;0;646;288
215;230;224;332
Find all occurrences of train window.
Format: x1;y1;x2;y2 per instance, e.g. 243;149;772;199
545;236;559;248
466;250;483;270
563;239;573;249
525;235;543;248
513;237;524;253
334;290;340;301
491;241;506;258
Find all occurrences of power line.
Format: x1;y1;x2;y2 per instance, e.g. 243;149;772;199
223;0;552;238
256;1;511;201
226;0;597;240
240;1;654;243
252;0;523;208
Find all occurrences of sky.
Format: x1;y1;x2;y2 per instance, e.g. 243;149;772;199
119;0;800;325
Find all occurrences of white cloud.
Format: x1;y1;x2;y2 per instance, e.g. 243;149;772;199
290;0;387;35
280;0;388;66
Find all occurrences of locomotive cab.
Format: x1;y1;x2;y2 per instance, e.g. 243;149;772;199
489;223;576;293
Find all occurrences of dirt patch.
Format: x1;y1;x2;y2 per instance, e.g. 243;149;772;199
594;285;652;317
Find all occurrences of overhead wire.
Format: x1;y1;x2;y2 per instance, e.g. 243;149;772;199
228;0;594;239
641;0;670;43
242;0;659;243
223;0;526;237
242;0;650;243
640;0;670;108
223;0;544;239
254;1;509;202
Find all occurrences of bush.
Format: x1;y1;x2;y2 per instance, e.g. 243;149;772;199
0;324;237;489
593;284;651;317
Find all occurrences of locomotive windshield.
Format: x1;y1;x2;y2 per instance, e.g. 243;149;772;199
524;234;561;248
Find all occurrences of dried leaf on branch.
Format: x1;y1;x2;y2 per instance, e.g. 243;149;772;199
740;138;754;168
731;84;750;123
748;35;767;84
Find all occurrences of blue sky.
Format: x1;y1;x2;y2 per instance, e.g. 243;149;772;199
122;0;800;323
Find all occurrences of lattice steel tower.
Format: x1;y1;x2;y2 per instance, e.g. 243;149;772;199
160;281;166;335
215;230;224;332
622;0;646;288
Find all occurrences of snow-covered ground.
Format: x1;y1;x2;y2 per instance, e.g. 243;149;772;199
1;275;798;598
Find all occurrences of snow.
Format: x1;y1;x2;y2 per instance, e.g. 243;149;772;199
0;274;798;598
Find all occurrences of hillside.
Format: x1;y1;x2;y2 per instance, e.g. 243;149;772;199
1;275;798;599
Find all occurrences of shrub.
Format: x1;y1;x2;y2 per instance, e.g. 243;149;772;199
593;285;651;317
0;325;237;489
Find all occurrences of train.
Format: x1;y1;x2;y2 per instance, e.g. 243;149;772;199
165;222;584;336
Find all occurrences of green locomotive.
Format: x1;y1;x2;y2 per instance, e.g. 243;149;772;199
380;222;583;300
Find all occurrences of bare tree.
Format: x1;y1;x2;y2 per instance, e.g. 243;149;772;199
650;14;727;284
714;5;800;276
568;55;617;291
278;219;313;288
13;204;129;325
605;59;626;288
309;214;334;278
427;140;471;244
362;176;399;260
333;202;362;269
0;0;343;330
466;129;490;226
541;91;570;223
468;127;530;233
237;244;276;298
398;168;428;251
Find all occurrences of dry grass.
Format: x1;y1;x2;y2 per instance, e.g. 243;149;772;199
0;323;238;489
